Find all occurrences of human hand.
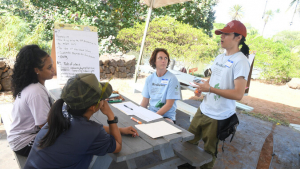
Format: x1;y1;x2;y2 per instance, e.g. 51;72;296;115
100;101;114;119
120;126;139;137
194;89;201;97
195;80;210;92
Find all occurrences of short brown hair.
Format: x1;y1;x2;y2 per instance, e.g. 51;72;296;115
149;48;170;69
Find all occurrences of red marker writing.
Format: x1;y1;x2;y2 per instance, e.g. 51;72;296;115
131;117;142;124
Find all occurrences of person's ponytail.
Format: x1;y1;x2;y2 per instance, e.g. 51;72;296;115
234;33;250;58
240;41;250;58
39;99;70;148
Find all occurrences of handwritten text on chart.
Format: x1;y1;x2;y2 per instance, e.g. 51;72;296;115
54;29;100;84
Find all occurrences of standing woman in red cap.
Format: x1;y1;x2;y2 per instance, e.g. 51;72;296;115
180;20;250;169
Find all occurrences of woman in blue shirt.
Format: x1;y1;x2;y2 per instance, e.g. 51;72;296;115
140;48;181;123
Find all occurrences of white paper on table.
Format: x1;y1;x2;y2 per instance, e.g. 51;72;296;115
135;121;182;138
134;106;162;122
111;101;163;122
111;101;137;115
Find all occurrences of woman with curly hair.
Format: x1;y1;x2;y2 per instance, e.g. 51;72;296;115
8;45;55;157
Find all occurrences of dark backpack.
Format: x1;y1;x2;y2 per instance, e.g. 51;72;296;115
217;113;239;152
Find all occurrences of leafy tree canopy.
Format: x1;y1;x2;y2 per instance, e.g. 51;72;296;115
247;34;299;82
0;14;51;58
0;0;217;54
273;30;300;54
117;16;218;68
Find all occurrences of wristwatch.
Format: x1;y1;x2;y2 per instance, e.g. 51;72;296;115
107;116;118;124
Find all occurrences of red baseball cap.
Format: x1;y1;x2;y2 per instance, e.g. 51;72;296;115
215;20;247;38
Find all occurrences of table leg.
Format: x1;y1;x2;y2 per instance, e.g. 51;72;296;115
126;159;137;169
89;154;112;169
180;87;183;100
159;144;175;160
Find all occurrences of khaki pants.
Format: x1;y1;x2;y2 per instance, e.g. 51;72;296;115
188;108;219;169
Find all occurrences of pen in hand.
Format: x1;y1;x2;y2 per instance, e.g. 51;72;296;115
124;104;133;110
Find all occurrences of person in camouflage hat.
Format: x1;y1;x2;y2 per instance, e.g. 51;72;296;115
24;73;139;169
61;73;113;110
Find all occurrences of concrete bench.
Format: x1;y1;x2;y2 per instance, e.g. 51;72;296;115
173;142;212;167
176;100;197;122
0;103;27;169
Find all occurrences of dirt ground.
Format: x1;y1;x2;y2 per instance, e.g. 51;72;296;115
186;79;300;126
240;79;300;125
1;78;300;126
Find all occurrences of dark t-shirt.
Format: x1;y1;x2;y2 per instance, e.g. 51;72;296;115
24;116;116;169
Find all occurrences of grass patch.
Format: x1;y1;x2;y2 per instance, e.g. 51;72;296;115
241;111;290;126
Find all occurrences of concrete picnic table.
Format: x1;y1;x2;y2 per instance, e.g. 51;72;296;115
47;87;211;169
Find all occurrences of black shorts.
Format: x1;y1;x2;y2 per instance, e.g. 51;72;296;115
14;139;35;157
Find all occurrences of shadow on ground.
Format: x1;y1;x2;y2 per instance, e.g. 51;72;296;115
240;95;300;125
109;100;300;169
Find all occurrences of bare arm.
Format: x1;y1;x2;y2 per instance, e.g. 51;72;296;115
103;126;139;137
196;76;247;101
38;124;45;129
140;97;150;108
156;99;175;116
100;101;122;153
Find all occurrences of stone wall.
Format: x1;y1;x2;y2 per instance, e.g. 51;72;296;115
99;53;136;79
0;58;14;91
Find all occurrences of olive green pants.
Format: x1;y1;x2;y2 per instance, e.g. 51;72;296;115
188;108;219;169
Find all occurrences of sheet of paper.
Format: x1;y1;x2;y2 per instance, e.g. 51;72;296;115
54;29;100;84
134;106;162;122
135;121;182;138
111;101;138;115
111;101;162;122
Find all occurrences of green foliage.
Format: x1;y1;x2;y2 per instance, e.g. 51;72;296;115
117;16;218;68
273;30;300;54
244;23;259;36
150;0;217;36
0;0;217;54
0;14;51;58
211;23;225;46
247;35;298;82
272;30;300;78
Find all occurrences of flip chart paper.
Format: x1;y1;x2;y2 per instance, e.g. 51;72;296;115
135;121;182;138
54;29;100;84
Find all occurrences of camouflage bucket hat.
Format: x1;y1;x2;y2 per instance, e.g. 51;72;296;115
61;73;113;110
